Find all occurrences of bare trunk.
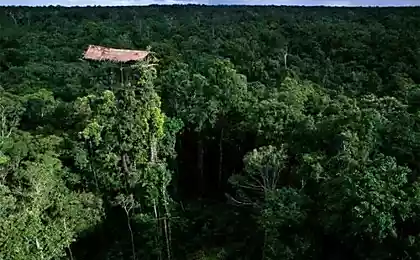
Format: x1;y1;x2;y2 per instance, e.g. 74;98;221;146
68;246;74;260
7;12;17;25
122;153;130;173
162;183;172;260
283;46;289;70
125;210;136;260
121;153;131;193
153;200;162;260
163;212;171;260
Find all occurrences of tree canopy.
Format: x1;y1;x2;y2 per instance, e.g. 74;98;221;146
1;4;420;260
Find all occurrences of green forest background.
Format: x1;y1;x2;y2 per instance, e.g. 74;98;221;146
1;5;420;260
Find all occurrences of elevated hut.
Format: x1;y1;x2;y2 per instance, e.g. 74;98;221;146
83;45;151;86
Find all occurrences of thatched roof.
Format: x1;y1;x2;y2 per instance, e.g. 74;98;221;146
83;45;150;63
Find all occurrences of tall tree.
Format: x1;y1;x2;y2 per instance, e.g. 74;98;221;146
71;61;179;259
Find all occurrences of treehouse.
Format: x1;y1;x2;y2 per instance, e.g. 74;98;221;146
83;44;152;86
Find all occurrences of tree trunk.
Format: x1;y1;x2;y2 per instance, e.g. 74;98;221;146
7;12;17;25
153;200;162;260
67;246;74;260
125;210;136;260
163;217;171;260
162;184;172;260
122;153;131;192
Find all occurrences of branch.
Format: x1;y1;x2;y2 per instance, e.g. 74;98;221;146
6;11;17;25
225;193;254;206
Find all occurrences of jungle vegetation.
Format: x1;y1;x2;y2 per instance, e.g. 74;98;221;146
1;4;420;260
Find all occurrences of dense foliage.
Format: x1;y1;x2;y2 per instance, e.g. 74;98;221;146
1;4;420;260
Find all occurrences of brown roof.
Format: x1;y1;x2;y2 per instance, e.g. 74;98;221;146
83;45;150;63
